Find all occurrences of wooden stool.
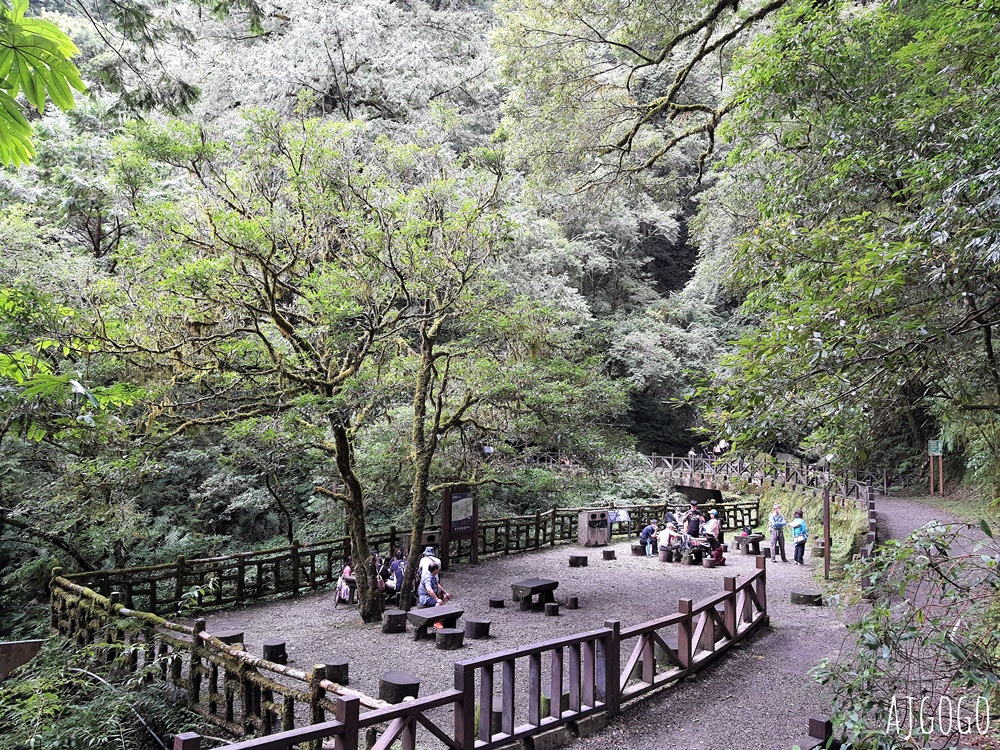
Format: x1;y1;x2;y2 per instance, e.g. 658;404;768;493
488;597;505;609
631;543;645;556
791;591;823;606
565;596;578;610
602;550;616;560
703;558;717;569
435;627;465;650
379;670;419;703
382;609;407;634
262;639;287;664
569;554;588;568
658;547;670;562
325;658;349;685
211;630;244;647
464;619;491;639
544;602;560;616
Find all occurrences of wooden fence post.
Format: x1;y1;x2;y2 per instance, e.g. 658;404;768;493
334;696;360;750
454;663;476;750
173;732;201;750
677;599;693;672
189;618;205;707
291;540;301;596
550;506;557;546
534;511;541;550
310;664;327;728
723;578;737;639
175;556;186;606
755;557;768;619
598;620;621;716
50;567;63;631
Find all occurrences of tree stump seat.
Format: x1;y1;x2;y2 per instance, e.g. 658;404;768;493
210;630;244;646
658;547;671;562
262;639;287;664
325;658;349;685
565;596;578;609
602;550;616;560
379;670;420;703
703;558;717;569
631;543;645;556
464;618;491;639
544;602;559;616
488;597;505;609
435;627;465;650
382;608;407;634
568;554;588;568
791;591;823;606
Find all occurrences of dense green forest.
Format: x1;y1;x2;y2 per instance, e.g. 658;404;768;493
1;0;999;742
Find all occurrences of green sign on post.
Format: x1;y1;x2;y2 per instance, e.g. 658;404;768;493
928;440;942;456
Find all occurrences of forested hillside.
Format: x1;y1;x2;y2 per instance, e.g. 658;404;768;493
1;0;998;685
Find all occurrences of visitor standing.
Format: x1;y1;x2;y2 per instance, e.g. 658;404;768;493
768;504;788;562
789;510;808;565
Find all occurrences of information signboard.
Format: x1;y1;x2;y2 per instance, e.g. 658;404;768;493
928;440;942;456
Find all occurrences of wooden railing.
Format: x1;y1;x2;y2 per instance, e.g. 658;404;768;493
169;559;768;750
49;575;386;740
60;501;757;619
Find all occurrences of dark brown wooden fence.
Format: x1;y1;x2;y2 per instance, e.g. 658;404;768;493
60;501;758;618
162;559;768;750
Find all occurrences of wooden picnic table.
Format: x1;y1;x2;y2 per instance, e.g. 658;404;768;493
407;604;464;641
511;578;559;609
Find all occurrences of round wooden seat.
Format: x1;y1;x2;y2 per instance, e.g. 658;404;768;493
325;658;349;685
382;608;407;634
379;670;419;703
569;554;588;568
435;627;465;650
464;618;491;639
488;597;505;609
262;639;287;664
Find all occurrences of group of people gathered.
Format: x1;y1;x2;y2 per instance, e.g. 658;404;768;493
638;500;811;566
335;545;452;607
639;500;726;564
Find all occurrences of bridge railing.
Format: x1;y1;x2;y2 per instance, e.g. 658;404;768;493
649;455;876;506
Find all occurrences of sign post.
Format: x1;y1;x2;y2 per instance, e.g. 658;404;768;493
928;440;943;496
823;487;831;581
440;485;478;570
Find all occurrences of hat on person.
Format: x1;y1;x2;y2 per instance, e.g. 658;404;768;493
689;500;699;506
423;546;436;556
709;509;718;516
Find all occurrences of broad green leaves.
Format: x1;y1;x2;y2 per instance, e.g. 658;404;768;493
704;0;1000;476
0;0;86;165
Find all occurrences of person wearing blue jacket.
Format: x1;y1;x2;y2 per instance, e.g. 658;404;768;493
789;510;808;565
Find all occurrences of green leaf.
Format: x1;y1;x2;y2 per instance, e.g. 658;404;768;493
979;518;994;540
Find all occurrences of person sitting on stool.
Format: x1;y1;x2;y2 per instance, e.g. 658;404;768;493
418;562;451;607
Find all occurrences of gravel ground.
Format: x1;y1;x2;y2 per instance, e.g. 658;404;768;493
194;537;843;749
189;496;989;750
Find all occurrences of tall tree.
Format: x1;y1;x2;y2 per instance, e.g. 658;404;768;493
702;0;1000;481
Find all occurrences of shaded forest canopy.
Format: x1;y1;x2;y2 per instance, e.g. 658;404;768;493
1;0;998;640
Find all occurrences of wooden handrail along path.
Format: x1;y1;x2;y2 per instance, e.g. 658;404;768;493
47;455;879;750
